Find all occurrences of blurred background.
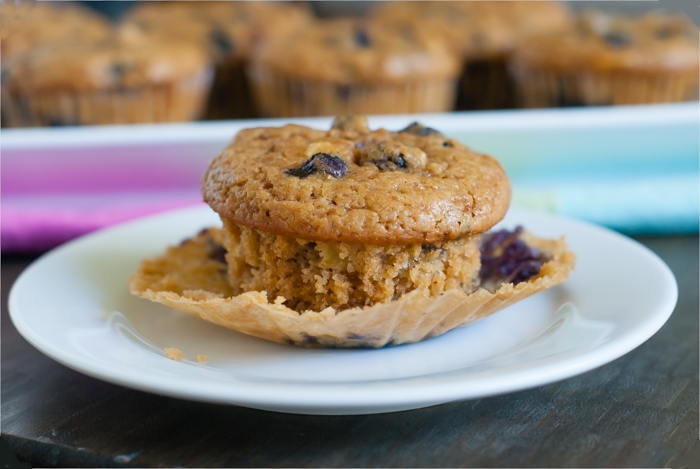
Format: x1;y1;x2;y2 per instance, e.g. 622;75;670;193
1;1;698;251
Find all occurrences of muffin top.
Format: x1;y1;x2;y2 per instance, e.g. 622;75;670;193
3;26;210;92
0;1;111;59
203;116;511;245
123;1;312;62
370;1;573;59
513;11;699;73
254;17;460;84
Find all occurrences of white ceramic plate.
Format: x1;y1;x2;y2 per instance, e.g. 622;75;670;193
9;206;678;415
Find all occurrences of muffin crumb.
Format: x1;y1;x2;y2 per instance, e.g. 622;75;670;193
164;348;184;361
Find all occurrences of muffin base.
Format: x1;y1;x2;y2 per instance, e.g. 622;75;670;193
248;64;457;117
1;68;212;126
129;227;575;348
221;220;482;313
203;58;258;120
457;58;517;110
512;66;699;107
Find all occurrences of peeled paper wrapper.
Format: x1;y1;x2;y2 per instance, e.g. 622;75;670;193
129;228;575;348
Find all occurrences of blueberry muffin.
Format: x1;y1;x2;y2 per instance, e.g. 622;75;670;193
1;1;111;127
124;1;312;119
370;1;573;110
1;1;110;59
247;18;461;117
130;116;575;348
510;11;699;107
2;27;212;126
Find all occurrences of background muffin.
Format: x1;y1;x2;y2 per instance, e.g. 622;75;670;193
510;10;699;107
370;1;573;110
1;1;112;126
247;17;461;117
0;1;110;59
124;1;312;119
2;26;212;126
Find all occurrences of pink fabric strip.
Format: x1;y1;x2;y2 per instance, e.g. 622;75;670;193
1;191;205;252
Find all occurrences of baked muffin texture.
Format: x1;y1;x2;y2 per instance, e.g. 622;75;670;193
129;226;575;348
131;116;574;347
202;116;510;312
0;1;110;59
247;18;460;117
203;117;509;244
511;11;700;106
124;1;312;119
2;26;213;126
370;1;573;110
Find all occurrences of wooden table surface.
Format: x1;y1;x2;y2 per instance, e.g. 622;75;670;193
2;235;698;468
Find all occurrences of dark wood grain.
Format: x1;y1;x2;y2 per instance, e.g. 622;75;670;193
2;236;698;468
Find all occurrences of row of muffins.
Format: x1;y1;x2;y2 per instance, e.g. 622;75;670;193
1;1;698;127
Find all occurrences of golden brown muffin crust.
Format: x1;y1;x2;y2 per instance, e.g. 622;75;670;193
4;26;210;92
0;1;110;58
203;117;511;245
370;1;573;59
254;17;460;84
513;11;699;74
124;0;312;62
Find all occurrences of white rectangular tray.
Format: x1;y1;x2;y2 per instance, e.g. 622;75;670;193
2;103;698;251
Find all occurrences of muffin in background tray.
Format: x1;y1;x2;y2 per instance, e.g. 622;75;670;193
0;1;110;59
124;1;312;120
130;116;575;348
247;18;461;117
510;10;699;107
1;1;112;127
370;1;573;110
2;26;213;126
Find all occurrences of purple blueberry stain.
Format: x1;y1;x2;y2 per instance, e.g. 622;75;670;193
285;153;348;178
399;122;444;138
479;226;548;287
603;32;632;47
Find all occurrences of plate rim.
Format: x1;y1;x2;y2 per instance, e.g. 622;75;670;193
8;206;679;414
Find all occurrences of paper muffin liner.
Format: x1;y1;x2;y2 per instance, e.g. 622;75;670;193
1;68;213;127
203;57;257;120
129;228;575;348
247;64;457;117
457;57;517;110
511;65;699;107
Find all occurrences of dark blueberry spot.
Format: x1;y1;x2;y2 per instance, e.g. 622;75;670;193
479;226;548;287
374;153;406;171
285;153;348;178
336;84;351;99
347;333;368;340
603;32;632;47
443;141;454;147
302;333;320;345
354;28;371;47
47;120;67;127
111;62;132;82
399;122;443;138
654;27;675;40
203;233;227;264
0;67;7;85
210;28;234;55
